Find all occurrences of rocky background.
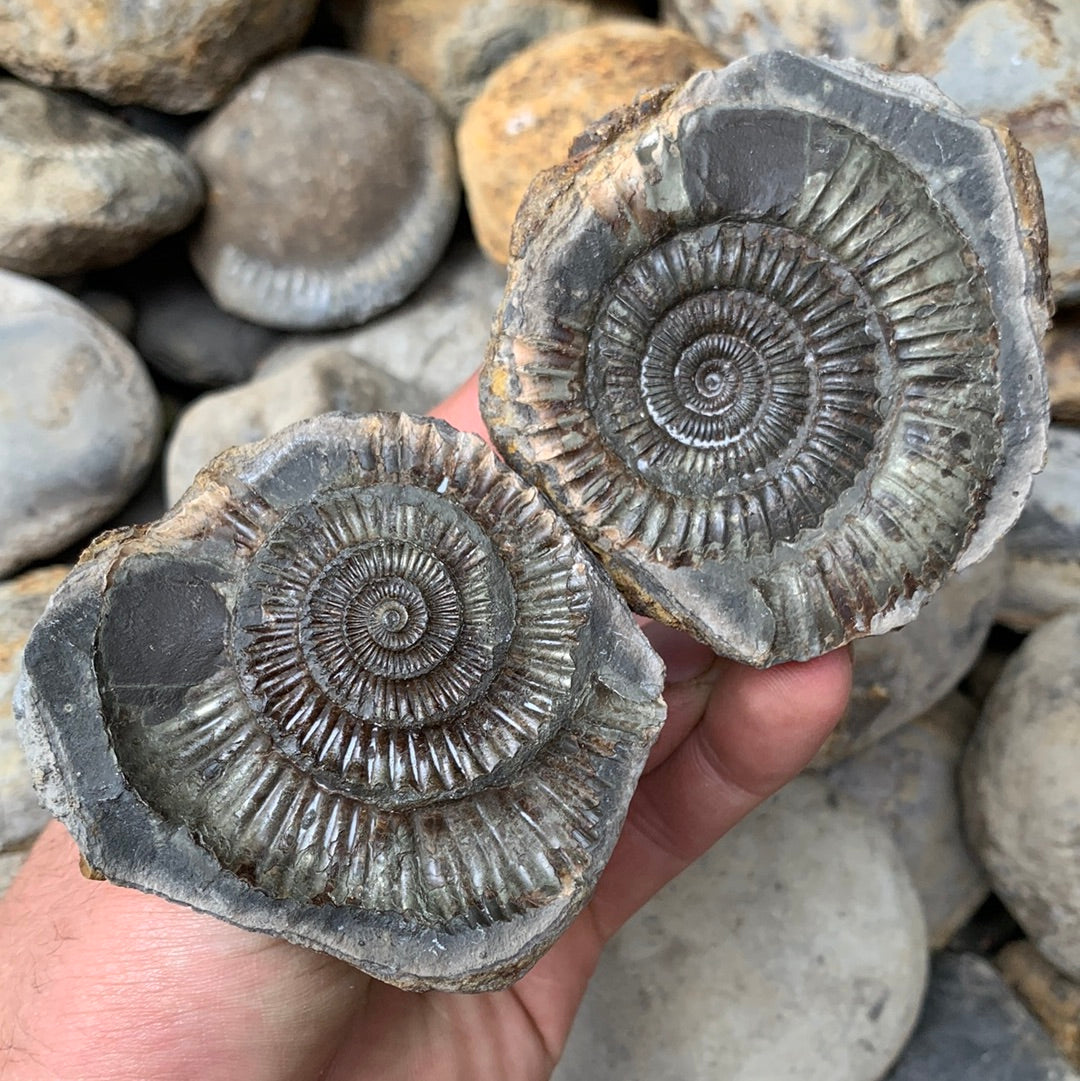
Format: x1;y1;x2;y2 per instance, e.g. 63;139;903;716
1;1;1080;1078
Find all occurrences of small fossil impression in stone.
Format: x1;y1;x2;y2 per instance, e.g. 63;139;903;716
481;51;1051;668
14;413;665;992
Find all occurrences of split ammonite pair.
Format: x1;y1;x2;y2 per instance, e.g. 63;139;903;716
16;52;1049;991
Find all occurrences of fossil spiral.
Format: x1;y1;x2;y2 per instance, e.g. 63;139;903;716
481;52;1050;667
14;413;665;991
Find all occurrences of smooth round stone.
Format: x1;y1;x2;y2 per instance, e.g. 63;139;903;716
188;50;459;330
905;0;1080;304
0;80;203;278
0;272;162;577
1046;313;1080;425
661;0;958;67
135;262;282;387
0;0;319;113
826;693;990;949
999;941;1080;1069
76;291;137;340
0;566;68;853
259;240;506;408
998;427;1080;632
555;776;927;1081
164;349;426;504
812;545;1005;767
886;953;1080;1081
336;0;625;121
457;19;721;264
963;611;1080;982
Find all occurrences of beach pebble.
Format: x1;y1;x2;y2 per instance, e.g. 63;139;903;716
998;427;1080;632
999;940;1080;1069
905;0;1080;304
813;547;1004;767
135;261;282;387
336;0;624;121
188;50;459;330
826;694;990;949
0;0;319;113
886;953;1080;1080
259;241;505;407
164;350;424;504
0;272;162;577
0;566;68;853
963;611;1080;982
0;80;203;278
555;776;927;1081
1046;314;1080;425
457;19;721;264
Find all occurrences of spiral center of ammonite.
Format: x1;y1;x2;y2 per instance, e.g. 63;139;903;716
344;577;430;653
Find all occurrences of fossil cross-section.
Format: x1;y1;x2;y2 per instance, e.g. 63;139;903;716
15;413;665;991
481;51;1050;667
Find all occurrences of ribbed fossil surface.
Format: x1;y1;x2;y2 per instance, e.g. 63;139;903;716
14;413;665;991
481;52;1050;667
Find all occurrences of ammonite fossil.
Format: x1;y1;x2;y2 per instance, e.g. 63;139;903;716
14;413;665;991
481;51;1050;667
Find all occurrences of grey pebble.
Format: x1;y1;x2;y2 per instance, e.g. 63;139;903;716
555;776;927;1081
0;271;162;577
885;953;1080;1081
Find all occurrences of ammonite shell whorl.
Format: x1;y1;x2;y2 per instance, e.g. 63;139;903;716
14;413;665;991
481;51;1050;667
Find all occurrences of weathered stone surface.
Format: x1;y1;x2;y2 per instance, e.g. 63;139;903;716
813;546;1004;766
0;271;162;577
259;241;506;409
886;953;1080;1081
662;0;959;66
999;940;1080;1069
555;776;927;1081
0;80;203;278
905;0;1080;304
188;50;459;331
335;0;628;121
164;348;425;504
0;0;320;113
826;693;990;949
1046;313;1080;425
457;19;721;264
135;262;282;388
481;52;1050;667
0;567;68;853
999;426;1080;632
963;611;1080;982
17;413;665;991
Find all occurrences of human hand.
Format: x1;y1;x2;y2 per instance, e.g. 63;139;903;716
0;380;851;1081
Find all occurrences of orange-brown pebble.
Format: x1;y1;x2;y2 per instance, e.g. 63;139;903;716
457;19;722;265
333;0;630;121
998;940;1080;1067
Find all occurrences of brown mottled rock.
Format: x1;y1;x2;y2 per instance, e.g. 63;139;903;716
0;0;319;113
0;566;68;854
0;80;203;278
905;0;1080;304
334;0;630;122
457;19;721;264
999;426;1080;632
825;693;990;949
812;546;1004;767
999;940;1080;1068
189;50;459;330
661;0;959;66
1046;313;1080;425
0;271;162;577
963;611;1080;982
